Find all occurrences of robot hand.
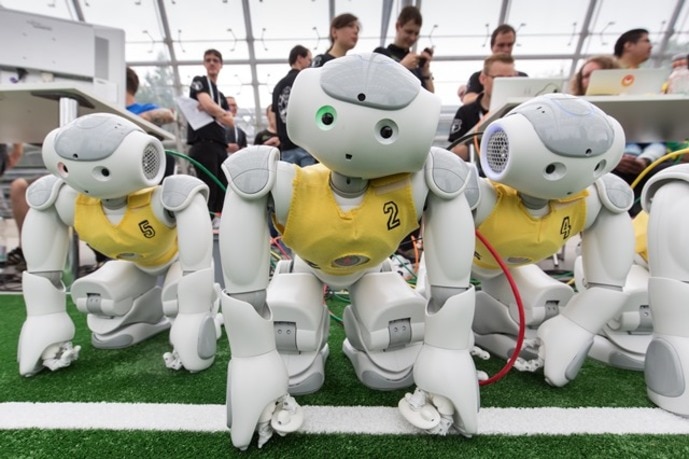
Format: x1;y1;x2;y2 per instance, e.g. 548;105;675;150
18;312;80;376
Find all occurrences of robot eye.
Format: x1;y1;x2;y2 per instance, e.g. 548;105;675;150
380;125;394;139
374;119;399;144
316;105;337;130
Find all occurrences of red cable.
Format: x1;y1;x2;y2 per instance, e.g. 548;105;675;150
475;229;526;386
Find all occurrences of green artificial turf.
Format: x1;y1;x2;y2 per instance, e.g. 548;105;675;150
3;293;681;459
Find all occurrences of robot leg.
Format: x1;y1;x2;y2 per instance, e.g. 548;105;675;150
581;259;652;371
267;260;329;395
645;277;689;416
18;271;79;376
399;286;479;436
70;260;169;349
473;264;573;360
162;266;219;372
343;270;426;390
222;291;303;450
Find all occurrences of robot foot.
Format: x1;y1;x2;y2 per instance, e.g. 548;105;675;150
18;312;77;377
588;334;647;372
645;335;689;417
91;318;170;349
284;344;330;396
406;345;479;436
342;339;416;390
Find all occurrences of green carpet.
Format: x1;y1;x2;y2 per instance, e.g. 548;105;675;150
2;294;686;458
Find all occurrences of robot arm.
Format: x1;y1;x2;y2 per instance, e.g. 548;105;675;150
399;148;480;436
159;175;218;372
219;146;302;450
535;178;635;386
18;175;79;376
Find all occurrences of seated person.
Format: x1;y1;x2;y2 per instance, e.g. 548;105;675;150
448;53;516;162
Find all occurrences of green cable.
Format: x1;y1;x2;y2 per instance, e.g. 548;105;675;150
165;149;227;192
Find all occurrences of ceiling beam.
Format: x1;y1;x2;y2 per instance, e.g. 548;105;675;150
154;0;182;98
568;0;598;76
653;0;686;66
241;0;263;128
379;0;394;48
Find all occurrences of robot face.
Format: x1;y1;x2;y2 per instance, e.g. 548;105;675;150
480;94;625;199
42;114;165;199
287;53;441;179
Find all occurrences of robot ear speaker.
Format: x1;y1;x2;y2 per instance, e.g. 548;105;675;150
483;129;510;176
142;143;164;180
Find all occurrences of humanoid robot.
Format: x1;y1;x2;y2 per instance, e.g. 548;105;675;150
219;53;478;450
17;113;220;377
467;93;636;387
637;164;689;416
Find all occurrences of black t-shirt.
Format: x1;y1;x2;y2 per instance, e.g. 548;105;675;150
373;44;430;90
448;93;489;143
311;53;336;68
186;75;229;145
272;68;302;151
465;69;529;96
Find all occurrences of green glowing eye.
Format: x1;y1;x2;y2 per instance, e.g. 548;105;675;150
316;106;336;129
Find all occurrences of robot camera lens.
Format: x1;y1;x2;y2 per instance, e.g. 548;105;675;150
321;113;334;125
380;126;393;139
357;93;366;102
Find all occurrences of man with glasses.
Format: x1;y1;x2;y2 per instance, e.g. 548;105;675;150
187;49;235;214
461;24;527;104
449;53;516;161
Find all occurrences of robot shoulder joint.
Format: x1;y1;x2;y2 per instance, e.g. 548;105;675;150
161;175;210;211
424;147;471;200
593;173;634;214
26;175;65;211
641;163;689;212
221;146;279;199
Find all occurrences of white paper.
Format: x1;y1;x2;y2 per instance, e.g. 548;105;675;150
175;96;214;130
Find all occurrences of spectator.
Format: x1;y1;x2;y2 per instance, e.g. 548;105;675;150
461;24;527;104
614;28;652;69
126;67;176;177
311;13;360;68
568;54;620;96
186;49;234;214
273;44;316;166
571;54;668;217
225;95;248;153
448;53;516;161
253;105;280;147
373;5;434;92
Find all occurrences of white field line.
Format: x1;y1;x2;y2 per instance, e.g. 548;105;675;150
1;403;689;435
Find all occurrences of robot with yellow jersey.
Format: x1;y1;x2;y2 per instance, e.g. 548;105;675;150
17;113;221;377
468;93;636;387
218;53;478;450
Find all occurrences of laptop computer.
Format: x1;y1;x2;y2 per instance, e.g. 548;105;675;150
489;77;567;113
585;68;670;96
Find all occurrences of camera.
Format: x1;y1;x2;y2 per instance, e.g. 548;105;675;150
418;47;434;67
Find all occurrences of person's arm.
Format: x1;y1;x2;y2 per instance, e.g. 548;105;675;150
138;108;175;126
461;72;482;104
196;92;234;127
7;143;23;169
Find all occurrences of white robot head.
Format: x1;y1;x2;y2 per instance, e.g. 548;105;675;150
479;93;625;200
42;113;165;199
286;53;441;179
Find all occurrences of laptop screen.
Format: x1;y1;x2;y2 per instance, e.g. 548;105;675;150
489;77;566;112
585;68;670;96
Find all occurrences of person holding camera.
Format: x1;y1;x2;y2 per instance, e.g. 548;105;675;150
373;5;435;93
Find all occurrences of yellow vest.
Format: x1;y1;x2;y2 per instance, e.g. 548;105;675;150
277;164;419;276
74;187;178;268
633;210;649;262
475;182;588;270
